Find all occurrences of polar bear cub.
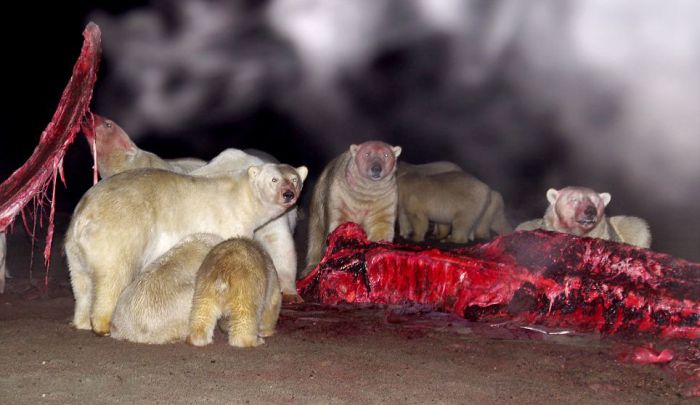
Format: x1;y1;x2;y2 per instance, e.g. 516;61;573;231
187;237;281;348
110;233;223;344
65;163;307;336
516;186;651;248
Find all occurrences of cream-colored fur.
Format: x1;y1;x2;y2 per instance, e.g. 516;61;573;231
65;163;306;335
398;170;491;243
91;115;205;178
187;237;281;348
92;121;306;301
110;233;223;344
398;161;462;176
516;186;651;248
306;141;401;274
397;162;511;243
0;232;7;293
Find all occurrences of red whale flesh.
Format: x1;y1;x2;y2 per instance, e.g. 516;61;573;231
298;223;699;339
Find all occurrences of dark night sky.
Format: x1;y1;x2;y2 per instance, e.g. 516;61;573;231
2;1;700;262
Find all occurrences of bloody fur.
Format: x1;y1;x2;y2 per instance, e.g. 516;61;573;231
0;24;101;286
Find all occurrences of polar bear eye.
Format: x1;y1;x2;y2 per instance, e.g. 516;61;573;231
383;153;389;158
272;178;278;183
291;178;298;183
365;152;370;157
105;120;113;128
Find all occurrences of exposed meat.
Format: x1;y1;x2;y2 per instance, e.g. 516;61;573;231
0;23;101;272
298;222;699;339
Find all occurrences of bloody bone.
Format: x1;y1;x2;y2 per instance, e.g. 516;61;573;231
0;23;101;271
298;223;699;339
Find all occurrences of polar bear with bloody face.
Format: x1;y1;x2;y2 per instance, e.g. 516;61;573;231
305;141;401;274
516;186;651;248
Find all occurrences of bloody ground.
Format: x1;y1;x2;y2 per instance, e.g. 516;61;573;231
0;214;696;404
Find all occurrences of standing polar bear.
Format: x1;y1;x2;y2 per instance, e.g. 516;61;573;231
110;233;223;344
306;141;401;274
516;186;651;248
65;163;307;336
86;115;304;301
397;161;511;243
187;237;281;348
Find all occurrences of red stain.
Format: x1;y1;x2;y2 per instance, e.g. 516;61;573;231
616;345;674;364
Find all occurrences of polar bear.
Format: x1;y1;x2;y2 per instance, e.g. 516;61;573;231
190;150;303;302
398;170;491;243
397;162;511;243
65;163;307;335
110;233;223;344
87;114;205;178
306;141;401;274
516;186;651;248
187;237;281;348
87;117;304;302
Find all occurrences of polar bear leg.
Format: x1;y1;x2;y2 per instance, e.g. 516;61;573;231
188;295;221;347
408;212;429;243
450;212;480;244
91;269;131;336
69;270;93;330
227;299;264;348
398;208;412;239
259;280;281;338
254;214;298;297
434;223;451;240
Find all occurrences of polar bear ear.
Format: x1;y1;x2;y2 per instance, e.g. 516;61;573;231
599;192;612;206
295;166;309;182
350;144;359;156
247;165;261;178
392;146;402;157
546;188;559;204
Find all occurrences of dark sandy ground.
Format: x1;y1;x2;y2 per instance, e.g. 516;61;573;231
0;214;696;404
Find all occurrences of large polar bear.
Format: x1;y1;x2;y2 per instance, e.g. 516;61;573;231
110;233;223;344
187;237;281;348
65;162;307;336
306;141;401;274
397;161;511;243
516;186;651;248
87;115;303;301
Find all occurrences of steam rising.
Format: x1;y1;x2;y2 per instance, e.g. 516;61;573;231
91;0;700;260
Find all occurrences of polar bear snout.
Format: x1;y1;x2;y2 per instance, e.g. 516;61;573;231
370;163;383;179
282;190;296;204
576;204;600;227
583;206;597;218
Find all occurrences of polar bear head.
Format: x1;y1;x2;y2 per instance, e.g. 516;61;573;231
91;115;138;160
247;163;308;210
349;141;402;181
547;186;611;235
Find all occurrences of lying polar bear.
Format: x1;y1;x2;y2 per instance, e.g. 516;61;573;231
516;186;651;248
